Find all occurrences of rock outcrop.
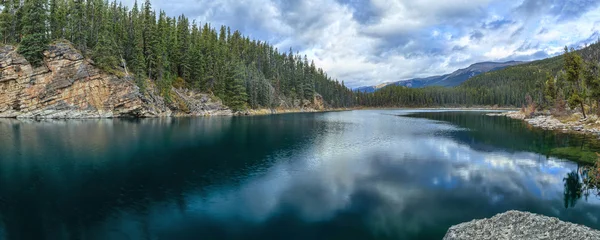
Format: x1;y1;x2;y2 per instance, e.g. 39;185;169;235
0;41;231;118
444;211;600;240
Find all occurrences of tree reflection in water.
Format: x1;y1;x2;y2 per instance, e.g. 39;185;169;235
564;160;600;208
564;171;583;208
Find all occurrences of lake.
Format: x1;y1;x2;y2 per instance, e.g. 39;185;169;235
1;110;600;240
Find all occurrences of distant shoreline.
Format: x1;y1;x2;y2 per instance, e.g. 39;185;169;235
352;106;519;111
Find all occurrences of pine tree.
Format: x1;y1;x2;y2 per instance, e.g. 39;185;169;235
130;1;145;75
225;61;248;111
92;1;118;72
19;0;48;66
544;73;556;107
69;0;86;52
176;15;190;80
49;0;67;40
142;0;153;77
189;21;205;89
584;60;600;114
151;10;168;81
564;46;586;118
0;0;15;44
1;0;23;44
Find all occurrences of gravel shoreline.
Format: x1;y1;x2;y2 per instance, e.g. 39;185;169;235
488;111;600;135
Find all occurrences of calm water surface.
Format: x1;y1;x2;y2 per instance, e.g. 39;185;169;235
1;110;600;240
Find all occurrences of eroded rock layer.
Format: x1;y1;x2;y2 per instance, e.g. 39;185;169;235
0;42;231;118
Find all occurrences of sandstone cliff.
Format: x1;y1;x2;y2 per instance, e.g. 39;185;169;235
0;41;231;119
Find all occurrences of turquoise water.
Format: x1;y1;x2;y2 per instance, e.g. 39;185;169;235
1;110;600;240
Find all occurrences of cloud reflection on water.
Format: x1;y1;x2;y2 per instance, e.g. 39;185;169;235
158;111;600;239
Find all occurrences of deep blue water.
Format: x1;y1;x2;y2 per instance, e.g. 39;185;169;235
1;110;600;240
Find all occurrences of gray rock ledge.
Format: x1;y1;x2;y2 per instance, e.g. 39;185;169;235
444;211;600;240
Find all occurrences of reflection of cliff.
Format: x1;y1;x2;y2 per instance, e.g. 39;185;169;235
0;115;319;239
405;112;600;163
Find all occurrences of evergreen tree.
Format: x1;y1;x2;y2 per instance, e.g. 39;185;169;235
583;61;600;114
0;0;15;44
142;0;153;77
129;0;145;77
19;0;48;66
564;46;586;118
188;21;204;89
49;0;67;40
69;0;86;52
225;61;248;111
544;73;556;107
92;1;118;72
176;14;190;80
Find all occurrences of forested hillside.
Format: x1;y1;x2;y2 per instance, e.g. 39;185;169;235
357;41;600;107
0;0;354;111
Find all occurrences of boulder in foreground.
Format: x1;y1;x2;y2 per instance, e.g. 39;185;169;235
444;211;600;240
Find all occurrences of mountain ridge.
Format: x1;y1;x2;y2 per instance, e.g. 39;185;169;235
355;61;525;93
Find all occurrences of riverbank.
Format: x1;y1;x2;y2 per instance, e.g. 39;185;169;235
238;107;355;116
355;106;519;111
444;211;600;240
488;111;600;135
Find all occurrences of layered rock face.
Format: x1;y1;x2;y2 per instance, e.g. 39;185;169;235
0;42;230;118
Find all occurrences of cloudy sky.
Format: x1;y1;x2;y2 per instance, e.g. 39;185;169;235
124;0;600;88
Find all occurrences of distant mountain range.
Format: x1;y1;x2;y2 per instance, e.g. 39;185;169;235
354;61;525;93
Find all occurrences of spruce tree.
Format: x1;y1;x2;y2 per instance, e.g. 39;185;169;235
49;0;62;39
225;61;248;111
125;0;146;91
584;61;600;114
19;0;48;66
544;73;556;107
564;46;586;118
69;0;86;52
189;21;204;89
92;2;118;72
0;0;14;44
176;15;190;80
142;0;153;77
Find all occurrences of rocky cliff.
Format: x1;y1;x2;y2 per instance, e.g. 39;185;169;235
0;41;231;119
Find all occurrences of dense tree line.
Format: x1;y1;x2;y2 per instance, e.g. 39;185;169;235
1;0;354;111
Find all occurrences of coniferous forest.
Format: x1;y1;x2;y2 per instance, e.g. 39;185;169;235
1;0;354;111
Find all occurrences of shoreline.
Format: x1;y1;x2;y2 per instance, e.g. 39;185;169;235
0;107;518;120
354;106;518;111
0;107;358;120
240;107;356;116
488;111;600;136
